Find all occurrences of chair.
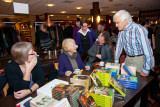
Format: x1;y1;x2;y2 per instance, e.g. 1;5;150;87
54;62;59;70
0;74;8;97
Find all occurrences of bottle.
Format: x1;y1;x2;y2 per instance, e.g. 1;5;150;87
54;49;57;59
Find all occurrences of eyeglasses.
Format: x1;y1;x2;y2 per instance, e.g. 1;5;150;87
82;26;88;28
28;53;35;56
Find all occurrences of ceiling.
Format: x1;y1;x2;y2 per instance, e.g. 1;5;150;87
0;0;160;22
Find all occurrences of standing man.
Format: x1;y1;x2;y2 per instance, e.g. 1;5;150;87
95;24;102;36
113;10;154;77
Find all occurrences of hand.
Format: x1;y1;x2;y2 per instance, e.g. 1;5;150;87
14;89;30;99
85;66;90;70
25;56;37;73
65;71;72;76
96;54;101;59
141;71;149;77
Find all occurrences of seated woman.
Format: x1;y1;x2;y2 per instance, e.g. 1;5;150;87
5;42;44;99
86;31;112;65
58;38;90;77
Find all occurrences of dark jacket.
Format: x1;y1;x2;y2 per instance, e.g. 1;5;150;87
87;41;112;64
5;58;45;95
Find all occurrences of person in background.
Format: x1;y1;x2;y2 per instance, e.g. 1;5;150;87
95;24;102;36
141;19;156;50
36;24;52;51
113;10;159;103
87;31;112;66
76;19;97;54
58;38;90;77
5;42;44;99
110;28;118;46
73;21;80;41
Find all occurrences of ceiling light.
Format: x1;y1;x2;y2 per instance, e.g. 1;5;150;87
76;7;82;9
61;11;66;13
3;0;12;3
50;15;54;16
110;11;116;13
47;4;55;7
76;15;80;17
67;16;70;18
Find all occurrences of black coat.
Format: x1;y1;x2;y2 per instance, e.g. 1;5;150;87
5;58;45;95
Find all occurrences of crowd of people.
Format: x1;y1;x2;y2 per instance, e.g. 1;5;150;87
3;10;160;105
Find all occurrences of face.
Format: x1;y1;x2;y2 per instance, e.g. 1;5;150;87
69;42;78;53
98;33;105;44
114;16;128;30
27;48;36;62
81;23;88;32
97;25;102;31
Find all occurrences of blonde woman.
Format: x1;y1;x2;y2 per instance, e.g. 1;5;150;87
58;38;90;77
5;42;44;99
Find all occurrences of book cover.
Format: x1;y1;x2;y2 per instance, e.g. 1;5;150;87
78;89;98;107
90;71;103;86
109;76;126;97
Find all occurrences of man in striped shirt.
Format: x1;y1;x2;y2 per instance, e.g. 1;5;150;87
113;10;154;77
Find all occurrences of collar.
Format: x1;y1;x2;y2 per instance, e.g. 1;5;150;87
78;28;91;36
123;21;133;31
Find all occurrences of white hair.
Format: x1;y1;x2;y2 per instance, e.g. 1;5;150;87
113;10;132;23
76;21;80;26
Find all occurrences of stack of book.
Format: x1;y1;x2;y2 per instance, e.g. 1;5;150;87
89;85;115;107
52;83;80;107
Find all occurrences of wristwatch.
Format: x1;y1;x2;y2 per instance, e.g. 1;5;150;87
29;88;32;94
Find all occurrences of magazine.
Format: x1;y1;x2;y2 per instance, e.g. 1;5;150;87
90;71;103;86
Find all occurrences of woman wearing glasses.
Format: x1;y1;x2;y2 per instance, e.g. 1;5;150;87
5;42;44;99
58;38;90;77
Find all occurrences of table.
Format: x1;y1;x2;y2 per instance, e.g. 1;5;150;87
0;69;154;107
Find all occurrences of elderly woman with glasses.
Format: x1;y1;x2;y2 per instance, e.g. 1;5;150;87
58;38;90;77
5;42;44;99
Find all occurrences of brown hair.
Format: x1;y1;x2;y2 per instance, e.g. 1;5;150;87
101;31;110;43
11;42;33;64
62;38;75;52
80;19;88;26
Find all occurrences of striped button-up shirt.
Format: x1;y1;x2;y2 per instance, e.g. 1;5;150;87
114;22;154;74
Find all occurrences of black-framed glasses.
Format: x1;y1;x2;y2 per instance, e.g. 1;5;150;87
28;53;35;56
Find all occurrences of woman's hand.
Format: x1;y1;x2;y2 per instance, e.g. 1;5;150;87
65;71;72;76
85;66;90;70
96;54;101;59
25;56;37;73
14;89;30;99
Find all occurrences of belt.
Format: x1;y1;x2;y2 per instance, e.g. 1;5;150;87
128;54;144;57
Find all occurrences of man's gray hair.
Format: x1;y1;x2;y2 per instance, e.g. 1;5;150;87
113;10;132;23
76;21;80;26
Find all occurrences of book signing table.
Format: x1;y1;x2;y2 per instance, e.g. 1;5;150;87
0;62;154;107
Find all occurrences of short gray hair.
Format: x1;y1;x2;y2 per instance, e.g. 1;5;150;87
76;21;80;26
113;10;132;23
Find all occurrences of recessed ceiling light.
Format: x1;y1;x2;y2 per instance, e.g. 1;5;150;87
76;15;80;17
50;15;54;16
61;11;66;13
67;16;70;18
76;7;82;9
47;4;55;7
110;11;116;13
3;0;12;3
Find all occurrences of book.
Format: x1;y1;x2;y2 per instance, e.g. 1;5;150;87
105;62;120;75
78;89;98;107
90;70;103;86
70;75;91;90
109;76;126;97
30;94;59;107
121;63;136;76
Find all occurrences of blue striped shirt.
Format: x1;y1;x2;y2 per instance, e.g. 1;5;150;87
114;22;154;74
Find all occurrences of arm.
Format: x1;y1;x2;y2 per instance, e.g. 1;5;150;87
90;28;98;40
139;27;154;74
77;53;85;69
5;63;30;91
114;33;124;63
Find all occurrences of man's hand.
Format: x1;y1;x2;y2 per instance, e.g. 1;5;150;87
141;71;149;77
96;54;101;59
